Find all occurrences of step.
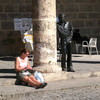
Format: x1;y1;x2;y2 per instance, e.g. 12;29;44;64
0;71;100;86
0;77;100;100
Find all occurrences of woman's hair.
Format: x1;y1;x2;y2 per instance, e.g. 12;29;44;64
20;48;29;54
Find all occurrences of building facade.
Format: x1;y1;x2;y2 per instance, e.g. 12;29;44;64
0;0;100;55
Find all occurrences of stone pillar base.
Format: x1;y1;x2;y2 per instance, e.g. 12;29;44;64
42;72;68;82
32;64;62;73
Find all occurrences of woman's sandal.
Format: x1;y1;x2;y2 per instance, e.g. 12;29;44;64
35;82;47;89
40;82;47;88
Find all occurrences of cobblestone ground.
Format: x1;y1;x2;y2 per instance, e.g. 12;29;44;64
24;86;100;100
1;86;100;100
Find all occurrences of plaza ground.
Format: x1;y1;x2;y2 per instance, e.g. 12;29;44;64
0;54;100;100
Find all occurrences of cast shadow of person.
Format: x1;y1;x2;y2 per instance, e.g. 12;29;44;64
0;56;16;79
72;29;90;54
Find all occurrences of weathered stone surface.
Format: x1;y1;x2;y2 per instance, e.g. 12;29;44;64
0;0;100;55
65;4;79;12
0;5;3;12
33;64;61;73
11;0;22;3
88;13;100;19
0;0;10;3
32;0;60;72
33;20;57;66
33;0;56;19
19;5;32;12
1;21;14;30
80;4;93;12
0;14;7;20
86;20;97;27
78;13;87;19
97;20;100;27
72;20;85;27
0;31;24;56
94;4;100;12
4;4;18;12
24;0;32;3
8;13;22;19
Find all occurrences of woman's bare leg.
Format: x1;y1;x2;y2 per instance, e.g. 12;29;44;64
29;75;41;85
22;76;40;87
29;75;47;88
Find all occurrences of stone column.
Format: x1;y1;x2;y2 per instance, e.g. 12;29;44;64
32;0;61;73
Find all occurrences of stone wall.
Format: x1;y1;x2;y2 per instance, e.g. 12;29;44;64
56;0;100;52
0;0;100;55
0;0;32;56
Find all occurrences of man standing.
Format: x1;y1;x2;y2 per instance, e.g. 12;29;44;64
57;13;75;72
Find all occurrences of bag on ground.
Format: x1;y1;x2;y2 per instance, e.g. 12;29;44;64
34;71;44;83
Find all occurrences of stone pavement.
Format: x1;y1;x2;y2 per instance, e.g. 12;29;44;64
0;54;100;100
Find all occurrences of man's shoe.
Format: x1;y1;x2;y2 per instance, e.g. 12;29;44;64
67;66;75;72
67;69;75;72
62;68;67;71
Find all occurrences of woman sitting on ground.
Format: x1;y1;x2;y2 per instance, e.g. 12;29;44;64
15;48;47;89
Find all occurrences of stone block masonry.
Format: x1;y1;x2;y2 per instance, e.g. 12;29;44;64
0;0;100;55
57;0;100;51
0;0;32;56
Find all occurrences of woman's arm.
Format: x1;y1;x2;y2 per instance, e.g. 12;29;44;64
15;57;26;72
26;57;32;70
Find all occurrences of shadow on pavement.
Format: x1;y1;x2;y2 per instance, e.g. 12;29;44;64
0;69;16;79
0;69;15;73
57;60;100;64
0;76;16;78
0;56;16;61
57;55;100;64
72;55;83;57
72;60;100;64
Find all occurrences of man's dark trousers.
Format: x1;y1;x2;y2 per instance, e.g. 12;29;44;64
61;41;72;70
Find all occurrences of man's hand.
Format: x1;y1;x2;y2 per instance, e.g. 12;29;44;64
57;24;70;37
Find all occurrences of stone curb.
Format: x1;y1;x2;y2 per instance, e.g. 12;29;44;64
43;71;100;81
1;85;100;100
0;71;100;86
0;77;100;100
